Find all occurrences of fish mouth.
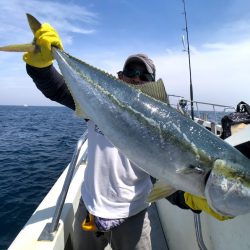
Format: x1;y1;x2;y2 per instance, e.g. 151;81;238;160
205;159;250;217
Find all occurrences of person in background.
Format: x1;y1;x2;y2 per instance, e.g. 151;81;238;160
23;23;231;250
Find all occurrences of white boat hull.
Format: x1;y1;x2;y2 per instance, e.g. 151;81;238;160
157;198;250;250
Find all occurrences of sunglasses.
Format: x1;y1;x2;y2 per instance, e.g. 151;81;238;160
122;68;155;82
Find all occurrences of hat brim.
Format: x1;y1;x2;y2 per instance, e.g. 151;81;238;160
124;56;154;74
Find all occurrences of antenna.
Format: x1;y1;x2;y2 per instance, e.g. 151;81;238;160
182;0;194;120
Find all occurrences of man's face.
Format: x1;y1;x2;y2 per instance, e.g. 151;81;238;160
118;62;154;85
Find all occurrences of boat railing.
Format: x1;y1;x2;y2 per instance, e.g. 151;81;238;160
194;213;208;250
168;94;235;124
168;94;236;250
38;131;88;241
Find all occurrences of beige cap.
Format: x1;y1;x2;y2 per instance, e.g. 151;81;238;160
123;53;156;75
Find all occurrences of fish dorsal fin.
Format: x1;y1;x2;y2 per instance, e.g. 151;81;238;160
130;78;169;103
147;179;176;203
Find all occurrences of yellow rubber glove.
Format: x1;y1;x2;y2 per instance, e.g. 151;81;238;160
23;23;63;68
184;192;233;221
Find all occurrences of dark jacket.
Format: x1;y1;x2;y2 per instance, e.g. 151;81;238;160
26;64;75;110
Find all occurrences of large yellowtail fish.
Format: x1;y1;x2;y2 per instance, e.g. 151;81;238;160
1;14;250;217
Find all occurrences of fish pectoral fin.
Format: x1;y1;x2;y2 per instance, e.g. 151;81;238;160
63;78;90;119
147;180;177;203
75;101;90;119
176;164;205;174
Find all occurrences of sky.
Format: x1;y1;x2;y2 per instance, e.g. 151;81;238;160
0;0;250;108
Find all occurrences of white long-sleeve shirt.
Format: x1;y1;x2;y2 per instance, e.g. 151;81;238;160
81;120;152;219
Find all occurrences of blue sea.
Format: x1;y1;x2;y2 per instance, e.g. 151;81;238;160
0;106;86;250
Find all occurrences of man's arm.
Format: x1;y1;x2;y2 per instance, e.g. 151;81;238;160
166;190;233;221
22;22;75;110
27;64;75;110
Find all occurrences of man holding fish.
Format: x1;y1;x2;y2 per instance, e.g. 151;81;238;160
22;22;229;249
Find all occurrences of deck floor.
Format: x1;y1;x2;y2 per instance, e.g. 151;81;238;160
148;203;169;250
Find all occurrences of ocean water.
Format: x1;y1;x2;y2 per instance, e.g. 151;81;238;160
0;106;86;250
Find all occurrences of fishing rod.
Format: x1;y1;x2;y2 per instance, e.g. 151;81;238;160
182;2;208;250
182;0;194;120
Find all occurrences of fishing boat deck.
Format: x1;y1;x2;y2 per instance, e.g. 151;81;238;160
148;203;169;250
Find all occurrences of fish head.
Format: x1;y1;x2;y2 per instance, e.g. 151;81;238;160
205;159;250;217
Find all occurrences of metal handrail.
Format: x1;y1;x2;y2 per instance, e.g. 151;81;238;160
194;214;208;250
38;131;88;241
168;94;235;123
191;107;225;250
168;94;235;109
50;131;88;233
